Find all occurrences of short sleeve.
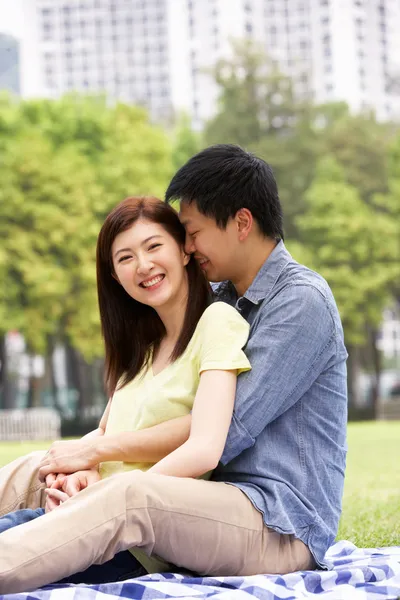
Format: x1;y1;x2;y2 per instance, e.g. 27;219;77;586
196;302;251;375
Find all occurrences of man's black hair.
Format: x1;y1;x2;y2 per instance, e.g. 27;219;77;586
165;144;284;240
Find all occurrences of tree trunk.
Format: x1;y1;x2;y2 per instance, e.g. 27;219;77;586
46;335;67;415
0;334;14;409
65;343;92;419
347;345;362;408
367;326;382;420
27;356;41;408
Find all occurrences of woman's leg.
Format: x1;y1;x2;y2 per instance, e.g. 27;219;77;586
0;452;47;516
0;470;314;593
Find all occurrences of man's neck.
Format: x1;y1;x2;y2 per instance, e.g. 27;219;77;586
232;238;278;298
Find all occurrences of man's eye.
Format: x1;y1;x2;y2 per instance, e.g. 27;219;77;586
189;231;199;238
149;243;162;250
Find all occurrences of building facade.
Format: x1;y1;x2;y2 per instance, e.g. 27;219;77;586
16;0;400;124
0;33;21;95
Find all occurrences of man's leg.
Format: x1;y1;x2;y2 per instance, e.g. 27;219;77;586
0;470;314;593
0;452;47;516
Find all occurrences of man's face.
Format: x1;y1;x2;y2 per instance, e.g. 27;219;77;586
179;202;239;282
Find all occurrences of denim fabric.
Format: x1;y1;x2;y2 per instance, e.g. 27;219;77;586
212;241;348;568
0;508;45;533
0;508;146;583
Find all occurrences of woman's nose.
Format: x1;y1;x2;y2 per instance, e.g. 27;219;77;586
137;257;153;274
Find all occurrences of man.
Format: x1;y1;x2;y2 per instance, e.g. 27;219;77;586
0;145;347;592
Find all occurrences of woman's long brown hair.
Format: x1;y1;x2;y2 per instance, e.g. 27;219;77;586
96;196;212;397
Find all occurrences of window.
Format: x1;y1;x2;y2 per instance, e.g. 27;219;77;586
245;22;253;34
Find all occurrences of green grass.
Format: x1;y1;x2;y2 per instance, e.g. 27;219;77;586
1;422;399;547
337;421;400;547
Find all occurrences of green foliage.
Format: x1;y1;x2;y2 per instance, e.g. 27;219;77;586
291;157;399;345
172;112;202;172
0;93;173;362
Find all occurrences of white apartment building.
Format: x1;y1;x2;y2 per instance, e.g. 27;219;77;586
7;0;400;125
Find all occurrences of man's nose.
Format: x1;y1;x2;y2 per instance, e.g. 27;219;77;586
184;234;195;255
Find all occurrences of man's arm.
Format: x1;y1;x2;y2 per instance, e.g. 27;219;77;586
220;284;338;465
39;413;192;479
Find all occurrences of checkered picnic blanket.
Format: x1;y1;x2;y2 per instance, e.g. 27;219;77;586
2;541;400;600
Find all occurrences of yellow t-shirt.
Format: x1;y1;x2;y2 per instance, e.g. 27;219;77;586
99;301;251;572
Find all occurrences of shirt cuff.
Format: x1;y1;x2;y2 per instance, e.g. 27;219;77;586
220;412;255;465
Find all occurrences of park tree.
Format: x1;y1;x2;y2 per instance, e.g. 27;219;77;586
202;40;332;237
0;94;174;413
291;157;399;413
171;112;203;171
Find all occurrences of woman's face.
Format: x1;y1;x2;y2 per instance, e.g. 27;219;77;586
111;219;189;311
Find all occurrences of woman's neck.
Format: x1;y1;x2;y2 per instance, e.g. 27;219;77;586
156;283;189;344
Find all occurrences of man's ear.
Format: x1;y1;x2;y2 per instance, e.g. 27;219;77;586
183;252;190;266
235;208;253;241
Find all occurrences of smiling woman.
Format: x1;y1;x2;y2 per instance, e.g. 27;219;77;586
0;195;253;590
97;196;211;395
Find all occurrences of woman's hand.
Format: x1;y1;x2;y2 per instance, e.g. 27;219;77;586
44;469;101;512
61;469;101;496
44;487;69;513
38;439;100;481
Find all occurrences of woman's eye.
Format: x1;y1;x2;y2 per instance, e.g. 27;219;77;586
149;243;161;251
118;255;131;263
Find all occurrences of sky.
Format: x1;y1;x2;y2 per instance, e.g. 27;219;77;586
0;0;24;38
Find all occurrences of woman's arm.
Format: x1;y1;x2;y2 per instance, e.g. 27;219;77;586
39;412;192;479
147;369;237;478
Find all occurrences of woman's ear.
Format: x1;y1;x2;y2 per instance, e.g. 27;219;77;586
111;272;120;284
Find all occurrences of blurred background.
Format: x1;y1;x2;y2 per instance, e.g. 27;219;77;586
0;0;399;438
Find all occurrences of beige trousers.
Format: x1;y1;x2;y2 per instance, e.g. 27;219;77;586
0;452;315;593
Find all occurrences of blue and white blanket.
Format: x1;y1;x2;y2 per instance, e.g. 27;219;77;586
2;541;400;600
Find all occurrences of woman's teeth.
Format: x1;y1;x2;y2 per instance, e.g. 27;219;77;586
141;275;164;288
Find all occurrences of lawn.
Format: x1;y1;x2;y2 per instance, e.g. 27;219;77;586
0;421;399;548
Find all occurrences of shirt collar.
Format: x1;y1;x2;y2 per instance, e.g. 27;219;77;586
214;241;292;306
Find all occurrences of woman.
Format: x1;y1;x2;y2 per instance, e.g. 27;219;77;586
0;196;251;584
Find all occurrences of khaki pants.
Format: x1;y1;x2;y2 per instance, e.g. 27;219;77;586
0;452;315;593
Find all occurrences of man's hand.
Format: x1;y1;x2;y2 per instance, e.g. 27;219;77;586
38;439;100;481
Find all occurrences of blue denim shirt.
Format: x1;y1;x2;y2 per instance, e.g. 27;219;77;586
212;241;348;568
